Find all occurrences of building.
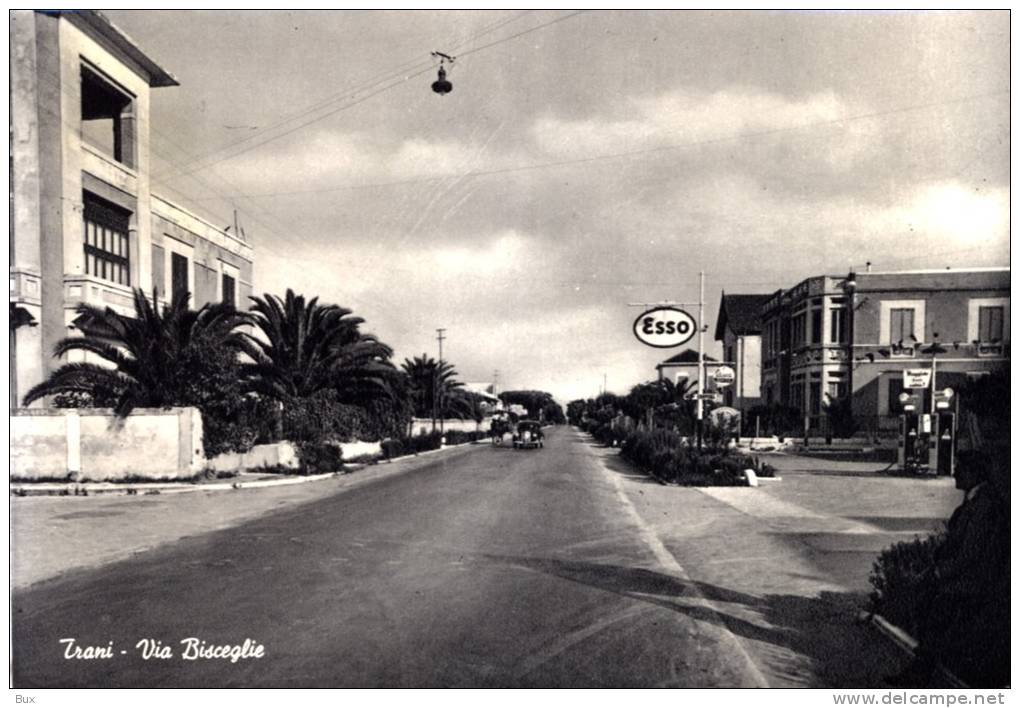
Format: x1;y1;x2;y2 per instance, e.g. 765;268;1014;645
655;349;726;390
760;267;1009;431
714;293;769;411
462;382;503;411
10;10;254;408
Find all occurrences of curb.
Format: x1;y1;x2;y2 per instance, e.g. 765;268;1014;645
10;440;484;497
858;611;969;689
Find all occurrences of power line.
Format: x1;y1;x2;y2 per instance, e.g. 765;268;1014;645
149;12;531;183
183;88;1009;201
154;10;581;183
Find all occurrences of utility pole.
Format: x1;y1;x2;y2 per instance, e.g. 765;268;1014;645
436;328;446;436
696;271;705;451
603;372;607;397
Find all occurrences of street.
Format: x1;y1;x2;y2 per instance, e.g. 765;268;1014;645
11;427;955;688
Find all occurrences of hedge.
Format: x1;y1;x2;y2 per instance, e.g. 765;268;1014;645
619;428;776;486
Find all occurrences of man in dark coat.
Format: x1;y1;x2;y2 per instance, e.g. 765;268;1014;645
888;447;1009;687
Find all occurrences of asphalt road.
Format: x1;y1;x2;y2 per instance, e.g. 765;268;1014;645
12;427;761;688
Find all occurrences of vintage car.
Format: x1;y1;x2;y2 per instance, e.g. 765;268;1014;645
512;420;544;450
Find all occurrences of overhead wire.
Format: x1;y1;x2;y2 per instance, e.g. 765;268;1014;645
20;16;1007;299
182;89;1010;201
152;9;554;183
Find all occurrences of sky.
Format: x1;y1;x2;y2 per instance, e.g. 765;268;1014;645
104;9;1010;403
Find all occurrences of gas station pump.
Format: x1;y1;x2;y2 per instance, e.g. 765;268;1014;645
897;395;931;475
933;388;956;477
897;387;956;475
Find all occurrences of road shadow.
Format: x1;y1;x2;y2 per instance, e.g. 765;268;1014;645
485;553;911;688
600;454;667;487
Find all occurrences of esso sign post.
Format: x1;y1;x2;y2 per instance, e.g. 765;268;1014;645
633;307;697;348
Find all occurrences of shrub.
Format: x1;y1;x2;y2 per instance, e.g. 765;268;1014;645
621;429;772;486
381;439;405;459
408;431;443;453
200;393;272;458
284;390;374;444
295;440;344;474
443;430;486;445
379;431;444;459
869;532;945;637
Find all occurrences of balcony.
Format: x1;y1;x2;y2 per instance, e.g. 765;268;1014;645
10;267;42;307
64;273;136;316
851;341;1010;364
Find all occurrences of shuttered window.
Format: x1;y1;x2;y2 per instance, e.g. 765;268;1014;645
171;252;189;302
222;273;236;307
978;306;1004;342
83;194;130;286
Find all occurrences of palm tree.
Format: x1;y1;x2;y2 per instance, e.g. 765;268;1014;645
22;289;247;415
237;289;395;439
653;377;698;431
400;354;465;431
238;289;391;400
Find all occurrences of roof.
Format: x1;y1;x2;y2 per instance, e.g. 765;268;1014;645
714;293;770;340
44;10;179;87
657;349;718;366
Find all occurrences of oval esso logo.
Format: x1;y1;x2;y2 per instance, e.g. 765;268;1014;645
633;307;697;348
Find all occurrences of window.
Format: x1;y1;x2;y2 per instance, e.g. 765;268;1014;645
791;313;806;348
890;308;915;344
827;381;847;400
978;306;1004;343
830;308;846;344
81;65;135;168
791;380;805;414
171;252;189;302
809;382;822;415
888;377;906;415
221;273;236;307
83;193;130;286
810;308;823;344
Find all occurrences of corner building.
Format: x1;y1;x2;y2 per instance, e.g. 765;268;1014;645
10;10;254;408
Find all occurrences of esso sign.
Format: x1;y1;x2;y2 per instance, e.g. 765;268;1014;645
633;307;697;348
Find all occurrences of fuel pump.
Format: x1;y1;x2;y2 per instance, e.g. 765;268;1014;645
933;387;956;476
897;392;931;474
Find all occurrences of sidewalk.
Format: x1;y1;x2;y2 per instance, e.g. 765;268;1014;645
597;446;960;688
10;440;482;496
10;443;478;590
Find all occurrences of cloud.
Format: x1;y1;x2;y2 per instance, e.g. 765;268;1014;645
531;87;854;158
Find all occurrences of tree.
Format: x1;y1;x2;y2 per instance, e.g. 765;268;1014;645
498;390;561;421
22;288;247;416
400;354;465;428
566;399;588;426
239;289;390;402
237;289;394;440
651;377;697;433
625;382;666;426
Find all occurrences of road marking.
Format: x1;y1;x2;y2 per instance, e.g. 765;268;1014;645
696;488;885;535
597;454;771;688
513;605;650;679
